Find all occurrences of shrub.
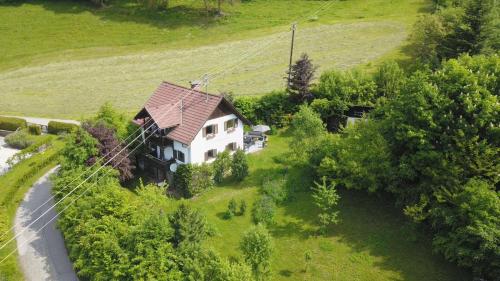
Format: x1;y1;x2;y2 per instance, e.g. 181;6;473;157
251;196;275;225
225;198;238;219
240;224;273;280
4;130;35;149
174;164;214;198
27;124;42;135
231;149;248;181
213;151;231;184
0;116;26;131
47;121;78;135
239;200;247;216
169;203;213;247
261;177;287;204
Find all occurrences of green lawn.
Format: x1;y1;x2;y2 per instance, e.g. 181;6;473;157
0;0;429;118
132;132;470;281
0;138;63;281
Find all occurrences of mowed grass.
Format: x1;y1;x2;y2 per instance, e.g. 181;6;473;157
0;0;429;118
133;133;470;281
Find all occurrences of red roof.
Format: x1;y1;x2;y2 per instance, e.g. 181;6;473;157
134;81;249;145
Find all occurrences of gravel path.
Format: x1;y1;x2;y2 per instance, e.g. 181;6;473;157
14;168;78;281
0;136;19;175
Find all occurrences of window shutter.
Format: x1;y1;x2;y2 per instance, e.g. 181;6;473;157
235;119;238;127
224;121;228;131
214;149;217;156
204;152;208;161
214;124;218;134
202;127;207;137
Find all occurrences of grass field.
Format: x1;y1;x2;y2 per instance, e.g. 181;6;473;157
130;132;470;281
0;0;429;118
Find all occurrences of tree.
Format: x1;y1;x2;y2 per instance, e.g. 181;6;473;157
409;14;448;66
169;203;213;247
287;53;317;103
289;105;326;160
60;128;98;168
311;177;340;233
240;224;273;281
231;149;248;181
373;61;405;101
84;123;134;181
251;196;275;225
174;164;214;197
431;179;500;278
213;151;231;184
93;102;131;140
440;0;496;58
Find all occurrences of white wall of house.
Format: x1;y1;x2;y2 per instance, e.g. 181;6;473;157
189;113;244;164
173;140;190;164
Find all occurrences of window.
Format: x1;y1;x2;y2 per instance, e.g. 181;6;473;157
203;124;218;138
224;119;238;132
226;142;237;151
205;149;217;161
174;150;185;163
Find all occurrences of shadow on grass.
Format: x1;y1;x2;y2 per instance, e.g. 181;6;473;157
1;0;221;30
276;186;472;281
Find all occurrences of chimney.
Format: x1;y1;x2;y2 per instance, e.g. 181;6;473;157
189;80;202;90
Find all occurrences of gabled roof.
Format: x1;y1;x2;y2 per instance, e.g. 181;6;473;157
134;81;251;145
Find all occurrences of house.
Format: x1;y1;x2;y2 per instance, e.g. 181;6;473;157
133;81;251;182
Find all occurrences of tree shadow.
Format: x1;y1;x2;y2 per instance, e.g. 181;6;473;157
1;0;222;30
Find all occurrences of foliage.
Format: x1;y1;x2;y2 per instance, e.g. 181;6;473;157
431;179;500;278
231;149;248;181
240;224;273;281
213;150;231;184
0;116;26;131
6;135;54;168
93;102;132;140
169;203;213;247
311;177;341;233
60;128;98;168
47;121;78;135
251;196;275;226
27;124;42;135
175;163;214;198
233;96;261;124
239;199;247;216
289;105;326;161
4;130;35;149
373;60;405;101
310;54;499;279
409;13;449;67
287;53;317;103
84;122;134;181
260;177;287;204
225;198;238;219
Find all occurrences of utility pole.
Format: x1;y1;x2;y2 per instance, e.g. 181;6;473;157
287;23;297;89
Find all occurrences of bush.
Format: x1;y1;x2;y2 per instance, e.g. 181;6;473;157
224;198;238;219
231;149;248;181
174;164;214;198
213;151;231;184
251;196;275;225
0;116;26;131
240;224;273;280
27;124;42;135
4;130;35;149
240;200;247;216
47;121;78;135
261;177;287;204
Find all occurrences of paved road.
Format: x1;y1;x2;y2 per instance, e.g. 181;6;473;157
0;115;80;126
15;168;78;281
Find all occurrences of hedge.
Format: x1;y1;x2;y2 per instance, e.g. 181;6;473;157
47;121;78;134
28;124;42;135
0;116;26;131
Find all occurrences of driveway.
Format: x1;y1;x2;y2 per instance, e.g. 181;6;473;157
0;136;19;175
15;168;78;281
1;115;80;126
